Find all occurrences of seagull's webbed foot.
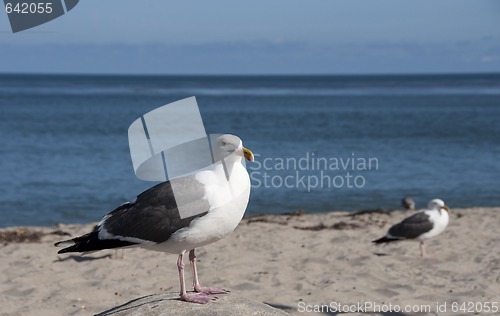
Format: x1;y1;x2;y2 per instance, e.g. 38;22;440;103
180;292;217;304
189;249;230;296
194;285;230;295
422;254;436;260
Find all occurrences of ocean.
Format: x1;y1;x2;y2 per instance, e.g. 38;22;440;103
1;73;499;227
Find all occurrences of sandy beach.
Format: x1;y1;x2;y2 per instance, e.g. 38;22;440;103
1;207;499;316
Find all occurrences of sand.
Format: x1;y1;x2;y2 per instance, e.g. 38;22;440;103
1;207;499;316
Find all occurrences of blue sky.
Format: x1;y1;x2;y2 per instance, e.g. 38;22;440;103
1;0;500;74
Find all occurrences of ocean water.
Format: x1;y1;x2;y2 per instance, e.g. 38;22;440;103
1;74;500;227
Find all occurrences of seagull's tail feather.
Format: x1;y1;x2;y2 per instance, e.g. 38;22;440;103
54;240;75;248
54;231;136;254
372;236;400;244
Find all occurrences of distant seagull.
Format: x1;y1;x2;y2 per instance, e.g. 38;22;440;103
55;134;254;304
401;196;416;210
373;199;450;258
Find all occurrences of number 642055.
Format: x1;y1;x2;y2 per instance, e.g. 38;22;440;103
5;2;53;14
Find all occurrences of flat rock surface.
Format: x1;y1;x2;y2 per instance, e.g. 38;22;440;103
96;293;289;316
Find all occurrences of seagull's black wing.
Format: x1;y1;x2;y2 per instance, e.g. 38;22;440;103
55;175;210;254
373;211;433;243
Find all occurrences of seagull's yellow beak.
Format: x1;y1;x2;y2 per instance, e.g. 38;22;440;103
442;205;450;212
243;147;254;162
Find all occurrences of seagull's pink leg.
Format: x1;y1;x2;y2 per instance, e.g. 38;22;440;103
419;241;434;259
189;249;229;295
177;252;215;304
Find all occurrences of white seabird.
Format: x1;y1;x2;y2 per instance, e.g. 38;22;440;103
55;134;254;304
372;199;450;258
401;196;416;210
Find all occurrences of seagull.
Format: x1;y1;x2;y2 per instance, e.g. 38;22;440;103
55;134;254;304
401;196;416;210
372;199;450;258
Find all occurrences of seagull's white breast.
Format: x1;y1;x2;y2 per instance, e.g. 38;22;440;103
418;209;449;240
157;160;251;254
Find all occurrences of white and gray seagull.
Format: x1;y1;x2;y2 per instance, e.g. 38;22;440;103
55;134;254;304
373;199;450;258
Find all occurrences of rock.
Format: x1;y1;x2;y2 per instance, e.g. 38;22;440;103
95;292;289;316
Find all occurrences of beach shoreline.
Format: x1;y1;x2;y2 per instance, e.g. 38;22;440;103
1;207;499;315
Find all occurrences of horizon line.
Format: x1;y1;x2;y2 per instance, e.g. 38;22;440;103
1;71;500;78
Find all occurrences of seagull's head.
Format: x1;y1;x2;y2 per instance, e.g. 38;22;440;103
216;134;254;163
428;199;450;212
